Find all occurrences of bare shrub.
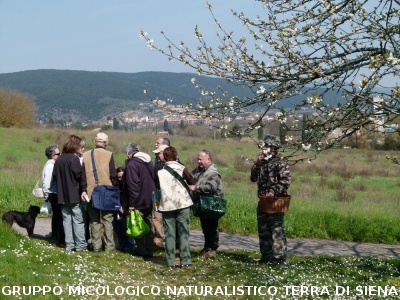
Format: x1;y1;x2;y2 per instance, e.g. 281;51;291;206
233;156;252;172
5;155;16;162
305;164;321;175
289;163;302;173
15;159;42;174
332;189;355;202
28;146;37;152
357;168;373;178
0;88;36;128
295;185;319;199
188;156;198;167
212;153;229;167
315;165;333;177
33;136;41;143
224;172;246;188
337;164;354;180
318;176;328;187
300;177;312;184
373;167;391;177
327;179;344;190
363;152;378;163
327;154;342;165
352;182;367;192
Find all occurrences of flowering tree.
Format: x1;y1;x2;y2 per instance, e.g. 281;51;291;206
140;0;400;163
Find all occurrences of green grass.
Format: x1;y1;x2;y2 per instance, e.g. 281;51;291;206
1;226;400;299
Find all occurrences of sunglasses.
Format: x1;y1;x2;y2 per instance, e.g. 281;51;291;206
54;153;61;156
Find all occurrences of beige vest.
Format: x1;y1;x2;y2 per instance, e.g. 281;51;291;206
83;148;112;199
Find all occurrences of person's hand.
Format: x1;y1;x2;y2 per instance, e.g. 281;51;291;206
81;191;89;202
266;191;275;201
128;206;135;213
188;185;197;192
257;151;265;161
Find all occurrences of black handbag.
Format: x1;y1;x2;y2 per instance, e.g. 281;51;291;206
90;150;121;211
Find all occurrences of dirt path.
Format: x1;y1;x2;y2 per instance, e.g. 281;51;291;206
12;218;400;258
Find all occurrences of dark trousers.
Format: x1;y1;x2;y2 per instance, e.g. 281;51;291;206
113;212;135;251
84;209;90;242
200;217;219;250
48;193;65;245
134;209;154;257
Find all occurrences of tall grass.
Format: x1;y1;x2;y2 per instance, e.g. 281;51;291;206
1;127;399;244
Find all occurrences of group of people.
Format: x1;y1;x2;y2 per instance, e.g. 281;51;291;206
41;132;291;267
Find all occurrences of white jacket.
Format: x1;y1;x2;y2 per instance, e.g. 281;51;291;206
42;159;56;197
158;161;193;212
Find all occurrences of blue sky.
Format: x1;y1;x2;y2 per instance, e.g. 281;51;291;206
0;1;262;74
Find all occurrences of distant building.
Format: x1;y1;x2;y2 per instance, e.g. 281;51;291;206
371;96;384;132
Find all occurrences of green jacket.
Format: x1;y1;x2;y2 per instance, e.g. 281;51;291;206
192;163;224;198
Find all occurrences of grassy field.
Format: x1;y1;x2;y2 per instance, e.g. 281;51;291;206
1;127;400;299
0;127;399;244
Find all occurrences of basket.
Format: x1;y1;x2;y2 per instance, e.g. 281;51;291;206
258;193;291;213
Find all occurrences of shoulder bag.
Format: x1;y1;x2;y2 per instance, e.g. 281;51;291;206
90;150;121;211
32;179;44;198
195;195;227;219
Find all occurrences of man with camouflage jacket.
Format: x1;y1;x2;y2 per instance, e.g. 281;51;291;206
250;135;291;265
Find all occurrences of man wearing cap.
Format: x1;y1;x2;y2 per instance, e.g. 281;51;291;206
81;132;118;252
250;134;291;265
122;143;156;258
153;139;170;247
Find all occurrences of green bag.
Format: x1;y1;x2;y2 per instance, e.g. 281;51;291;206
192;195;227;219
126;210;150;238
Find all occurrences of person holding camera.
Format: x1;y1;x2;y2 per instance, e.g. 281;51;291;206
250;135;291;265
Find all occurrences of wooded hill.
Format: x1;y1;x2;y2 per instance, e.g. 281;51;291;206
0;69;344;123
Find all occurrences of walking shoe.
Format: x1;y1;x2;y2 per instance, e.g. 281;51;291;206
257;257;271;264
180;264;192;268
75;247;88;252
202;250;216;259
199;248;211;257
258;258;286;266
269;259;286;266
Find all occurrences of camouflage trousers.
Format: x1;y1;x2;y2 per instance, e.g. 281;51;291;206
257;208;287;263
